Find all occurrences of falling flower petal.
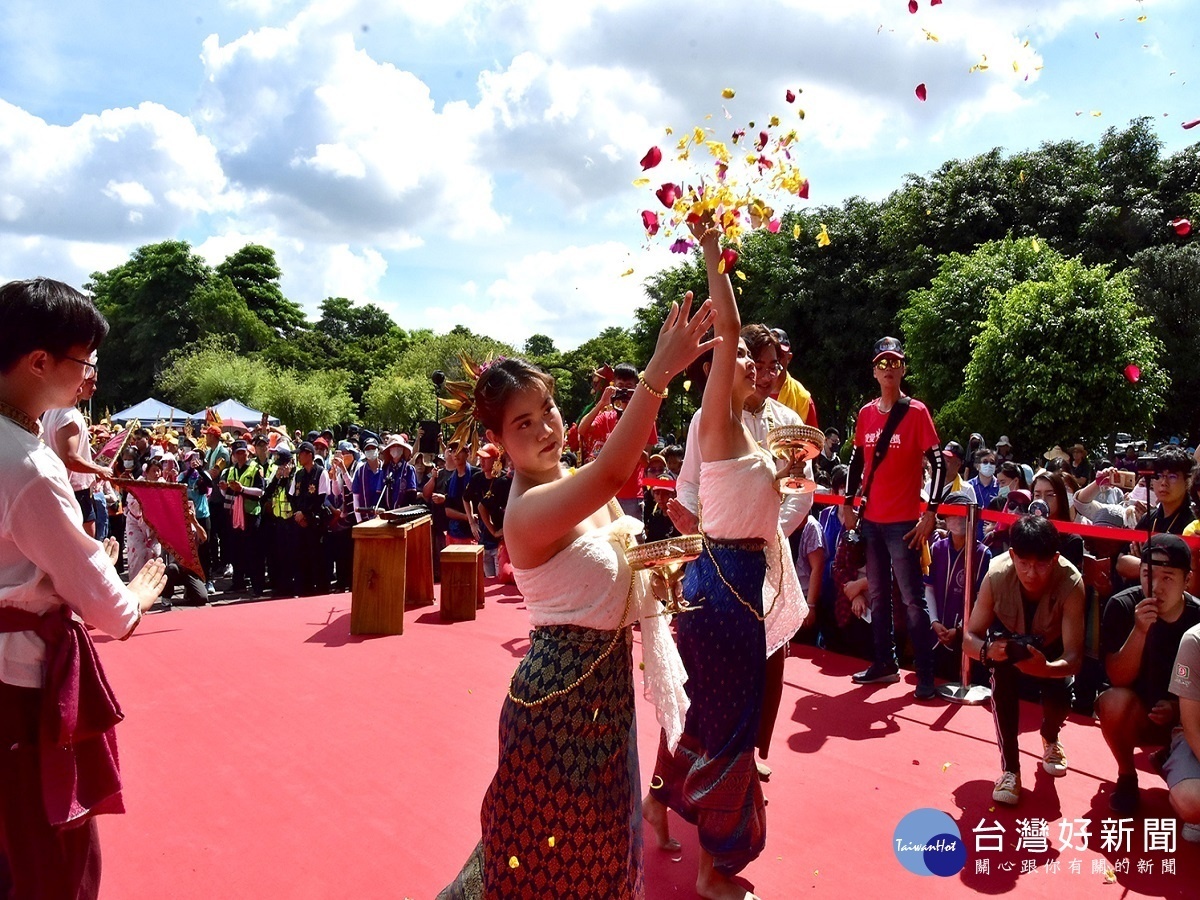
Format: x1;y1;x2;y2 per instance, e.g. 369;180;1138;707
797;108;806;120
721;88;736;99
669;238;693;254
793;224;802;239
941;762;953;772
767;219;781;233
923;29;939;42
632;177;650;187
931;0;942;4
1095;31;1100;39
817;223;831;247
1137;14;1147;22
1172;217;1192;236
785;89;796;103
656;183;681;208
509;856;520;868
548;836;556;848
1125;364;1141;383
640;146;662;170
797;179;810;199
735;270;747;281
718;248;738;273
1183;119;1200;129
756;130;769;150
620;268;634;277
1092;110;1103;117
915;83;927;101
908;0;918;13
641;210;660;235
1104;868;1117;884
1031;237;1041;252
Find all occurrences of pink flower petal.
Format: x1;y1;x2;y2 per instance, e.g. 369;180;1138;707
1172;216;1192;236
640;146;662;170
1183;119;1200;130
908;0;918;12
641;210;660;235
767;219;781;233
1124;364;1141;383
915;83;927;101
785;89;796;104
656;183;681;208
670;239;694;254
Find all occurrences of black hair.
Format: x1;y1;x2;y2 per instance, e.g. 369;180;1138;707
663;444;684;461
133;427;151;439
1030;471;1071;523
740;324;780;358
830;463;849;495
1009;515;1059;560
998;461;1027;489
612;363;639;383
824;426;840;440
474;358;556;435
0;278;108;373
1155;445;1195;476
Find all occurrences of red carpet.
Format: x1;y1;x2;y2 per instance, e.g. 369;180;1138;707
92;587;1197;898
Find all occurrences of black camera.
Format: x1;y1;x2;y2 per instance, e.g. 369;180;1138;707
613;388;634;403
987;625;1043;664
1136;455;1158;479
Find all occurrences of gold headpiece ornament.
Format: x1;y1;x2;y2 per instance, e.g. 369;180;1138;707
438;353;505;460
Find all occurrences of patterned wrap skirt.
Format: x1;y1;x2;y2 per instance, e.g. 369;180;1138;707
649;540;767;875
439;624;643;899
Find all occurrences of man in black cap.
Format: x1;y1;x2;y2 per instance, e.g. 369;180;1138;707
1097;534;1200;813
843;335;945;700
769;327;819;427
289;441;330;595
940;440;977;504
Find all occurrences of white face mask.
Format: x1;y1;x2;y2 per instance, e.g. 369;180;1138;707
978;463;996;478
365;449;379;461
122;459;134;470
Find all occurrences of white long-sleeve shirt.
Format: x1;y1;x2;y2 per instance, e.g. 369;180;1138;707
0;416;140;688
676;398;813;536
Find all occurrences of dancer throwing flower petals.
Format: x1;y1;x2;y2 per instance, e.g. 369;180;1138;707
439;297;716;899
645;221;806;900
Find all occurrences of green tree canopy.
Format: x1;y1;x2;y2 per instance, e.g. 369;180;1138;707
215;244;307;336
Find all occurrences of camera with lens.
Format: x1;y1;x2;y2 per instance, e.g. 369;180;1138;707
987;624;1043;664
612;388;634;403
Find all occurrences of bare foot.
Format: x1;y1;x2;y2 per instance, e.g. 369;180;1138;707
642;793;681;851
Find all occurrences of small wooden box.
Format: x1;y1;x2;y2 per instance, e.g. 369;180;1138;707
440;545;485;621
350;515;435;635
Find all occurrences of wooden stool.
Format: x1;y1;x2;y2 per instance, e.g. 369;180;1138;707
440;544;484;621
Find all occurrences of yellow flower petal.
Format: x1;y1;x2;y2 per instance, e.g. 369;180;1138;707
632;177;650;187
721;88;736;99
548;836;556;848
793;224;801;239
509;856;520;869
817;223;831;247
769;115;780;127
923;29;939;42
735;270;747;281
620;268;634;277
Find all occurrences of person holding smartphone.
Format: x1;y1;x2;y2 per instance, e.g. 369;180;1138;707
577;363;657;520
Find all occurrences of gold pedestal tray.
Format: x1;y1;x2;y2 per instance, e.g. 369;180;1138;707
766;424;823;495
627;535;703;616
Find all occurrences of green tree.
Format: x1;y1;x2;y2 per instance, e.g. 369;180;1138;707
947;258;1167;452
363;373;438;434
215;244;307;336
1130;243;1200;440
524;334;558;358
257;368;356;436
156;340;270;412
901;237;1064;413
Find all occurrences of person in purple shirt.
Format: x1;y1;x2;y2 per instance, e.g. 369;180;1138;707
926;491;993;681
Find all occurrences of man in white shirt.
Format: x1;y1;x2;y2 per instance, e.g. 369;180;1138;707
41;359;110;536
0;278;166;899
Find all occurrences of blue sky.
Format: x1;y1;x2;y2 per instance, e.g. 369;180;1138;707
0;0;1195;350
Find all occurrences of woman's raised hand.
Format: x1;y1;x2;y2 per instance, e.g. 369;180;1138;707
643;291;719;389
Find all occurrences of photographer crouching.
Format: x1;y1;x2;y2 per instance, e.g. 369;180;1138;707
964;515;1086;807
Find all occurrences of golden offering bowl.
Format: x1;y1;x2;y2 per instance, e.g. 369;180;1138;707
627;535;703;616
766;424;823;495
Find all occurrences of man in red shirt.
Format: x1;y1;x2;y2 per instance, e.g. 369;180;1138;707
842;336;945;699
577;362;657;519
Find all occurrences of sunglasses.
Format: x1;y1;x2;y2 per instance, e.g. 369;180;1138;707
875;358;904;370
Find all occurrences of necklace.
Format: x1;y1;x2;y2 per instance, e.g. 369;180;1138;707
0;399;39;436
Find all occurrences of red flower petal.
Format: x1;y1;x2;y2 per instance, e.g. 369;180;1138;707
785;89;796;104
908;0;918;12
1124;364;1141;383
931;0;942;5
915;83;927;101
731;128;745;143
797;179;810;199
1183;119;1200;130
640;146;662;170
686;212;702;225
720;248;739;272
756;130;769;151
641;210;660;235
1172;217;1192;236
656;183;680;208
716;162;729;181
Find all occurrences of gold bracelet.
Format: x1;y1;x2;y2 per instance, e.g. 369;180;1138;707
638;373;668;399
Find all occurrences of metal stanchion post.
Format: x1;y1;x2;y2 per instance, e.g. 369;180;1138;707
938;501;992;705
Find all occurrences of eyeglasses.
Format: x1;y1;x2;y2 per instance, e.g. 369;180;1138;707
875;358;904;370
1152;472;1184;485
59;354;97;378
754;360;783;374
